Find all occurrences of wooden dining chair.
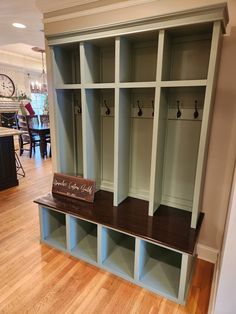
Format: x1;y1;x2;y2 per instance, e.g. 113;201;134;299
26;115;39;128
40;114;51;157
17;115;40;158
40;114;49;124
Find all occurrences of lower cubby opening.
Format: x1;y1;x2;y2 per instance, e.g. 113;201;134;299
41;207;66;250
69;217;97;262
139;240;182;299
102;228;135;279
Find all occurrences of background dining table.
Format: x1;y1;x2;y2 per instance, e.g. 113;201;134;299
28;123;50;157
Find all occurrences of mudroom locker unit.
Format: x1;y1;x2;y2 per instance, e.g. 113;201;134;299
35;3;228;304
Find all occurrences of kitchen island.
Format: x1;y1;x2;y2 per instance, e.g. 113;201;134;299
0;127;23;191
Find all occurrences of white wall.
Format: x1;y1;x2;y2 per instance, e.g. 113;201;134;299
0;52;41;99
214;164;236;314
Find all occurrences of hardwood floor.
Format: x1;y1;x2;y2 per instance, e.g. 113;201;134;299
0;148;214;314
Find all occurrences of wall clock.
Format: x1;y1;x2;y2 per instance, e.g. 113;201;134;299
0;74;15;97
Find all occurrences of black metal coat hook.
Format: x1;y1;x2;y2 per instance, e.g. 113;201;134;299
104;100;110;116
176;100;181;118
137;100;143;117
76;100;82;114
194;100;199;119
152;100;154;117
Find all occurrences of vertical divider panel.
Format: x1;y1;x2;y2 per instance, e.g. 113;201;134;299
80;42;87;179
47;44;60;172
97;224;103;265
82;89;101;186
114;36;131;205
119;37;131;82
79;42;85;85
161;32;171;81
73;91;83;176
134;238;147;281
81;88;88;179
80;42;101;183
66;214;71;251
191;21;222;228
38;205;44;240
114;88;131;205
178;253;189;304
99;226;109;264
71;92;77;174
115;36;120;84
114;36;120;206
149;30;167;215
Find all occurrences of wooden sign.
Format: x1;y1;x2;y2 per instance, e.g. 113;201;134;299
52;173;96;203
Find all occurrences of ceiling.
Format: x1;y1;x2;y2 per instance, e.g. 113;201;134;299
0;0;44;62
0;0;96;63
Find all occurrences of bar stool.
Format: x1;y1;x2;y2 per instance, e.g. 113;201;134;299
15;151;25;177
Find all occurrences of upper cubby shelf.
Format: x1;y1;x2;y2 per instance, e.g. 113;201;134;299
119;31;158;83
53;43;81;85
162;23;213;81
83;38;115;84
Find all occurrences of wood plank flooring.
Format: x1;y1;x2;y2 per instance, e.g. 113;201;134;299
0;148;214;313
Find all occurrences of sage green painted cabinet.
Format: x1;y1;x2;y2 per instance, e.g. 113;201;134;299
42;2;228;304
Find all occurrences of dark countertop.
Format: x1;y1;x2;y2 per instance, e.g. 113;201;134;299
35;190;204;255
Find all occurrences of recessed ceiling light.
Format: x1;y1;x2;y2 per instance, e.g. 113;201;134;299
12;23;26;29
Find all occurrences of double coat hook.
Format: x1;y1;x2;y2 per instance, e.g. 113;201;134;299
104;100;110;116
75;98;82;114
194;100;199;119
176;100;181;118
137;100;143;117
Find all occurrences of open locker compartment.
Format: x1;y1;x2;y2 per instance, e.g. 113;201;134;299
138;240;182;300
83;88;114;192
115;88;155;206
83;38;115;83
69;216;97;263
151;86;206;219
55;89;83;176
119;31;158;82
101;227;135;279
53;43;81;85
161;23;213;81
40;207;67;251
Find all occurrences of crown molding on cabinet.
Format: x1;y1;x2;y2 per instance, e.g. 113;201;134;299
42;0;157;23
42;1;228;32
45;3;228;45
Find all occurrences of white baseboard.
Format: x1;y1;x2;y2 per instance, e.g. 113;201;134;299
196;244;219;264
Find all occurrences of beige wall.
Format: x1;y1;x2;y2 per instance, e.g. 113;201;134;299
40;0;236;251
200;26;236;249
214;164;236;313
